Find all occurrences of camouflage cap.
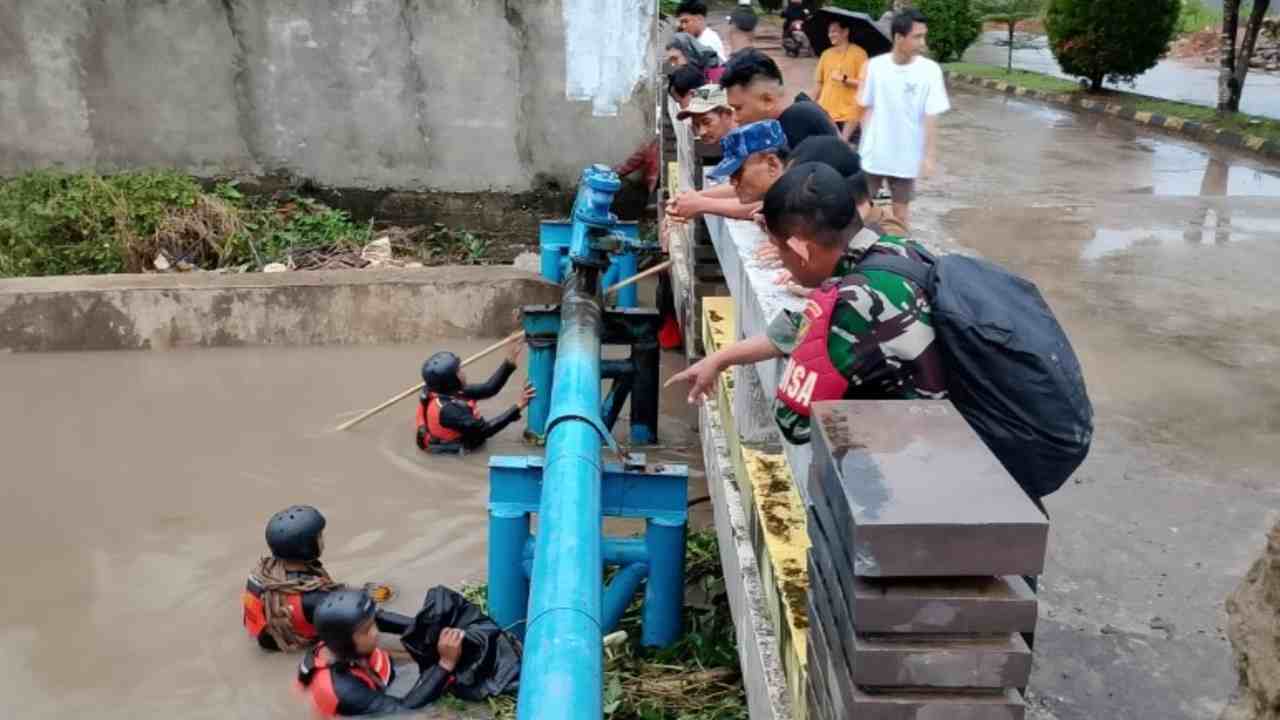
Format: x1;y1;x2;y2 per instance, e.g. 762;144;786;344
676;84;732;120
708;120;788;180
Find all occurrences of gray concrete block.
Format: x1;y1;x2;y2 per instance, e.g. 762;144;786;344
848;687;1026;720
811;401;1049;577
807;593;854;720
850;633;1033;690
851;576;1039;635
810;507;1039;635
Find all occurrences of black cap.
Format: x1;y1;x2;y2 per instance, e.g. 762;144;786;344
422;352;462;395
265;505;326;562
315;590;378;660
787;136;861;179
762;162;858;245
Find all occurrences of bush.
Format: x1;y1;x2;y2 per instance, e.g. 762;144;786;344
1045;0;1180;90
916;0;984;62
0;170;203;276
0;170;373;277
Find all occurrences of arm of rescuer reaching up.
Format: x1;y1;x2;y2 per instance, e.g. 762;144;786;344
665;335;784;405
459;342;523;400
440;383;535;450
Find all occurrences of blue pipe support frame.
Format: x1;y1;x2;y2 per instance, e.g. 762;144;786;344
521;304;662;445
490;166;688;720
602;562;650;634
488;454;689;643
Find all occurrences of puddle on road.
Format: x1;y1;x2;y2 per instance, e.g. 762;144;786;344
0;343;703;718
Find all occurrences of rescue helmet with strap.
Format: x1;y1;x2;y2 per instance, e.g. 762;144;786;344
314;590;378;661
266;505;326;562
423;352;463;395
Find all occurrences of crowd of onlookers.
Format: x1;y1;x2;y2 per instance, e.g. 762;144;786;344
650;2;956;448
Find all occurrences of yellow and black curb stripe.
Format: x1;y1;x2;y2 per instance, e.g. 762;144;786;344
945;71;1280;160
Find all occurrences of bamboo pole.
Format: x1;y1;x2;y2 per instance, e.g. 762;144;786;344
335;260;673;432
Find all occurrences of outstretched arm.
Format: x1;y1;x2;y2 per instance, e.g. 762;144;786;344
665;335;784;405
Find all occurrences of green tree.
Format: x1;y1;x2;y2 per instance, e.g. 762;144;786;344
916;0;983;62
978;0;1048;72
1044;0;1180;91
830;0;890;14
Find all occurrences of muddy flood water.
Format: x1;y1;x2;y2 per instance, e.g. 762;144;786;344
0;342;705;718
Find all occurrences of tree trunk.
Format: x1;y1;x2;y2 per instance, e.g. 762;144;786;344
1090;74;1103;92
1007;22;1015;73
1229;0;1274;111
1218;0;1242;112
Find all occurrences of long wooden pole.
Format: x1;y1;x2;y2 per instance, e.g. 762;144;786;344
335;260;673;432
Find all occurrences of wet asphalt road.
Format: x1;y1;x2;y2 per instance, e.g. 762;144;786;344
758;25;1280;719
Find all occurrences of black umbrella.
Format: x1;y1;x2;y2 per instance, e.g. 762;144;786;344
804;8;892;58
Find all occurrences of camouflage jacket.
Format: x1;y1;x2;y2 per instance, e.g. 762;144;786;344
767;236;948;445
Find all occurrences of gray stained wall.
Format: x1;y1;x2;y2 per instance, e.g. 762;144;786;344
0;0;655;191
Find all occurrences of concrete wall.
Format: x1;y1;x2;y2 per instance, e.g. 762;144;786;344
0;0;655;192
0;267;562;351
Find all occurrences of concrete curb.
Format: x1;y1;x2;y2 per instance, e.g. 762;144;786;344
946;71;1280;161
0;266;562;352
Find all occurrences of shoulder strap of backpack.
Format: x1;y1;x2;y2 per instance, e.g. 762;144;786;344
854;246;935;291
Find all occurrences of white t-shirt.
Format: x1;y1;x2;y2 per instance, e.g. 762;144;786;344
858;54;950;180
697;28;727;62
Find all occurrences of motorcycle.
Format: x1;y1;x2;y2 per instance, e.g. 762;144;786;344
782;18;812;58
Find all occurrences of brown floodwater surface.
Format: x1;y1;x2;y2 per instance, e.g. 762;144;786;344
0;342;704;718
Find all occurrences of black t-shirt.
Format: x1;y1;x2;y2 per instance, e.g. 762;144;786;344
778;99;839;149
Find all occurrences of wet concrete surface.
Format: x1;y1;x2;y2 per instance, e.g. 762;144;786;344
964;31;1280;120
923;88;1280;720
766;38;1280;719
0;341;705;718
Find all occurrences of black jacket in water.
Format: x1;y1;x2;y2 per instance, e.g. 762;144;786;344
400;586;522;701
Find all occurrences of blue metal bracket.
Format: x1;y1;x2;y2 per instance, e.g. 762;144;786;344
487;454;689;646
522;305;663;446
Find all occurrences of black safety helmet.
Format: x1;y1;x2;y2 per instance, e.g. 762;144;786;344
315;590;378;660
422;351;462;395
265;505;326;562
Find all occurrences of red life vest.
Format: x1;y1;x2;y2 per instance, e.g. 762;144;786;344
417;393;479;445
242;578;317;643
775;281;849;419
296;644;393;717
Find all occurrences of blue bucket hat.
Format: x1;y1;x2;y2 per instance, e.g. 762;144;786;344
708;120;788;181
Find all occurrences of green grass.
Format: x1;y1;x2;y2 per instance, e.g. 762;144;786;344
945;62;1280;144
945;62;1082;93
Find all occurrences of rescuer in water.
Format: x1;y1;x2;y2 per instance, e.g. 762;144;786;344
416;342;535;454
295;585;521;717
295;590;464;716
242;506;412;652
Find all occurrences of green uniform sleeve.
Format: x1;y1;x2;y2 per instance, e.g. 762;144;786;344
766;309;803;356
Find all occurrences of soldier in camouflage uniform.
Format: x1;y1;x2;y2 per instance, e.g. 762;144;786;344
667;162;946;445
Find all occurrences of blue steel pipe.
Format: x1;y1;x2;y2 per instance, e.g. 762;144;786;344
517;266;606;720
601;562;650;634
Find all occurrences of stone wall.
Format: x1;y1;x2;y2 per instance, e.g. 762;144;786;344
0;0;655;192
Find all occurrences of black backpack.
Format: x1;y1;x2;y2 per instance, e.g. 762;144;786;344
858;244;1093;498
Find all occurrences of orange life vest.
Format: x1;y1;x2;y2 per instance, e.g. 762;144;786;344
417;393;479;445
296;644;394;718
242;578;317;643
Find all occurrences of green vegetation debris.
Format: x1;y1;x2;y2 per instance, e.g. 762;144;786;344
0;170;503;278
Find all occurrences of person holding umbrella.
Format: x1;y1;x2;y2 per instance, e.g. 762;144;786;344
813;17;869;144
